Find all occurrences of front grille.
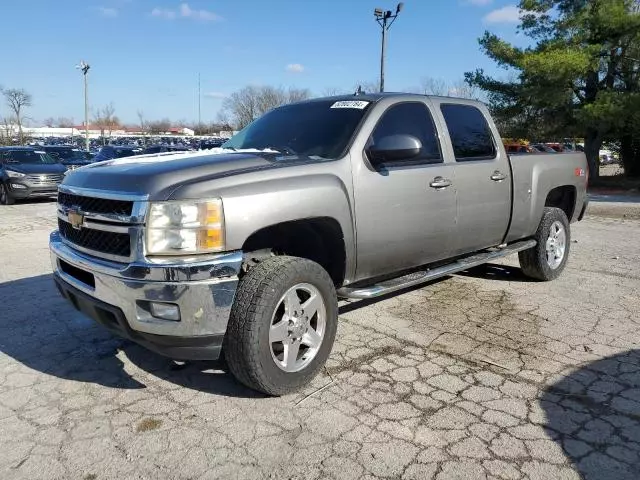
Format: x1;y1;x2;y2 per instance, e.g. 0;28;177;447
25;174;64;185
58;218;131;258
58;192;133;216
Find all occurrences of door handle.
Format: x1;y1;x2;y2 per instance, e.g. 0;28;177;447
490;171;507;182
429;176;452;189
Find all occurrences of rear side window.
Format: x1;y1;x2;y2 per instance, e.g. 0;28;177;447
440;104;496;161
369;102;442;165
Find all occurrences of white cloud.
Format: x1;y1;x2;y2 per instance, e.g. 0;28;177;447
465;0;493;5
483;5;521;24
151;7;176;19
286;63;305;73
96;6;118;17
151;3;220;21
203;92;226;99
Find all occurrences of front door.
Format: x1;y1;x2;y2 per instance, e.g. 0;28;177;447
351;100;457;280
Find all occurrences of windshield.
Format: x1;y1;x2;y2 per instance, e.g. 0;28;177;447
7;150;58;164
222;99;372;159
46;149;89;162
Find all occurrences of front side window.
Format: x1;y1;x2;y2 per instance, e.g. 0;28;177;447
440;104;496;161
369;102;442;165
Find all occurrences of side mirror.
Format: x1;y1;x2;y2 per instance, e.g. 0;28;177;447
367;134;422;165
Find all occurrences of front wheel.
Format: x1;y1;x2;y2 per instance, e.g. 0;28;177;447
519;207;570;281
224;256;338;396
0;183;15;205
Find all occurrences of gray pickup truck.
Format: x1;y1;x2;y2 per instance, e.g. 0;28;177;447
50;93;588;395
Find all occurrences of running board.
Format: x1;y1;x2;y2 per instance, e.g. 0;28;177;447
337;239;536;300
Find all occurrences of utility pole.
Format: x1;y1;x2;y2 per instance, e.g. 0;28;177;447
198;73;201;128
374;3;404;93
77;61;91;151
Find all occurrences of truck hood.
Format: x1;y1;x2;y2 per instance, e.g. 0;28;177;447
60;149;299;200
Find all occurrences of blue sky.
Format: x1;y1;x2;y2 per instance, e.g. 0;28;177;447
2;0;525;125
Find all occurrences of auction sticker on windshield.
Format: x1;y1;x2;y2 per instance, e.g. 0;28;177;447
330;101;369;109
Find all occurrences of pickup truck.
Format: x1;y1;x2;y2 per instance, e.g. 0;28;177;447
50;93;588;395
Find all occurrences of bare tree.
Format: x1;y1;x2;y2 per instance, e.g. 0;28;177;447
3;88;32;145
93;103;119;145
148;118;172;135
137;110;148;145
323;87;348;96
222;85;312;129
419;77;449;96
43;116;75;128
352;81;380;94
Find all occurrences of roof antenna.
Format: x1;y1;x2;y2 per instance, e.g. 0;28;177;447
354;85;363;96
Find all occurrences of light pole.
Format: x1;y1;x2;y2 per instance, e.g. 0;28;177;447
76;61;90;151
198;73;202;128
374;3;403;93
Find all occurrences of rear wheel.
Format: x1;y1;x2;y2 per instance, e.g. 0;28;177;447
0;183;15;205
519;207;570;281
224;256;338;395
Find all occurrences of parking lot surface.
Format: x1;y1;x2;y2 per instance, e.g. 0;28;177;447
1;199;639;480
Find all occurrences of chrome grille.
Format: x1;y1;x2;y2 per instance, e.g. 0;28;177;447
58;192;134;216
25;174;64;185
58;218;131;258
56;188;146;262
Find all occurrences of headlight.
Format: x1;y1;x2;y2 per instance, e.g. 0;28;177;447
5;170;25;178
146;199;225;255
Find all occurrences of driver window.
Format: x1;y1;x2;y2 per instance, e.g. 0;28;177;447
369;102;442;165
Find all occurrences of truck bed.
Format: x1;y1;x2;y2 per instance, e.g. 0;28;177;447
506;152;588;243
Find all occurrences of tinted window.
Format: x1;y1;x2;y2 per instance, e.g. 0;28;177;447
369;102;441;165
115;149;136;158
440;104;496;161
6;150;57;164
223;100;371;160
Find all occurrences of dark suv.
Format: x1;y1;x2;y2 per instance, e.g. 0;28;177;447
40;145;93;170
0;147;67;205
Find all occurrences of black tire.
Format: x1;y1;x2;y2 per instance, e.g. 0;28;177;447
0;183;15;205
224;256;338;396
519;207;570;281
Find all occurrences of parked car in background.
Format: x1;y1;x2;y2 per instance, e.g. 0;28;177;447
142;145;190;155
0;147;66;205
40;146;94;171
504;143;537;154
92;145;141;162
599;150;617;165
199;138;226;150
531;144;558;153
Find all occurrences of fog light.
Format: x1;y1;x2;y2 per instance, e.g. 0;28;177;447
149;302;181;321
11;184;26;189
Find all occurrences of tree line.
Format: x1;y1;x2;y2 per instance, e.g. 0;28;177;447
465;0;640;181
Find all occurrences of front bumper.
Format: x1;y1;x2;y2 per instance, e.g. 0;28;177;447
8;182;60;199
50;231;243;360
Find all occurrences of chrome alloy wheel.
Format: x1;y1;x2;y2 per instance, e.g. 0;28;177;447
269;283;326;372
545;220;566;269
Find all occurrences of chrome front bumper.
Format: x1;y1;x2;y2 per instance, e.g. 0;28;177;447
50;231;242;359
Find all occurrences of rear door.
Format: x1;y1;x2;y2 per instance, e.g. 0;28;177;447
351;100;457;280
434;101;512;255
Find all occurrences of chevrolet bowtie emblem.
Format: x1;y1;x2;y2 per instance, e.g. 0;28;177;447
67;209;84;230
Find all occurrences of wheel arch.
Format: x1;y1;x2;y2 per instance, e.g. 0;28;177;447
241;217;347;287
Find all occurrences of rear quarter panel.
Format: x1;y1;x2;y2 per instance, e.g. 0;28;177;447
506;152;587;243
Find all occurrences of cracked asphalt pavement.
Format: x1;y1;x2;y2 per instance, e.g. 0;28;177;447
1;198;639;480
